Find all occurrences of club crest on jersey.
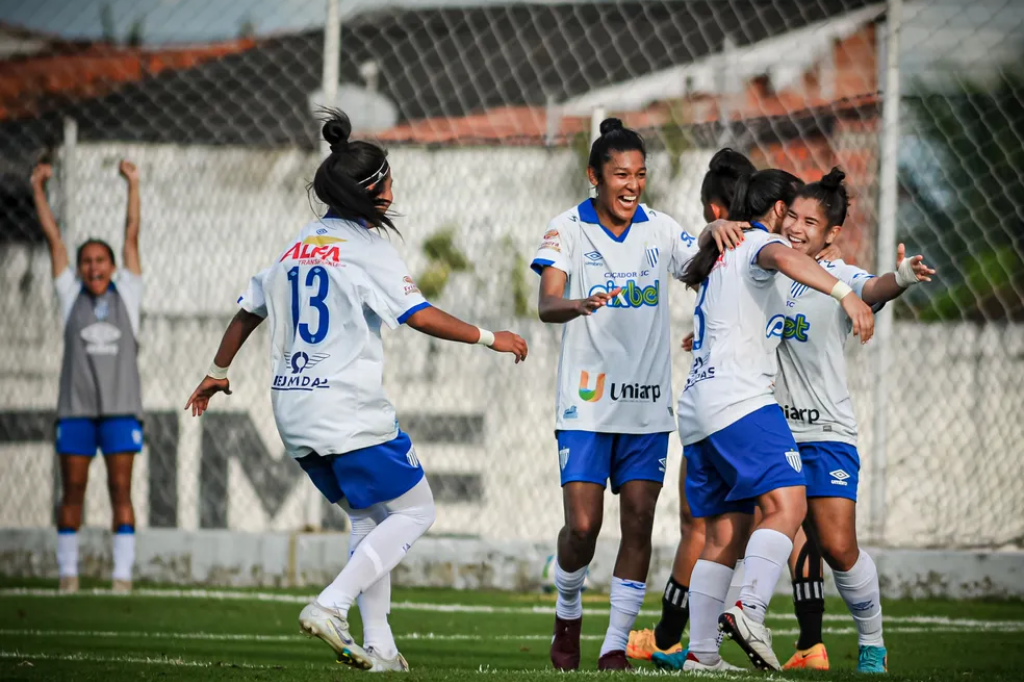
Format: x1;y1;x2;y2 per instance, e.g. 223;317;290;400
280;235;346;265
785;449;802;473
578;371;606;402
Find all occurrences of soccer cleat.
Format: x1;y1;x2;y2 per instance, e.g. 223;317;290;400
550;615;582;670
681;652;744;672
857;645;888;673
366;646;410;673
597;650;632;671
650;648;691;671
783;642;830;670
58;576;79;594
718;603;781;671
112;579;132;594
627;628;683;660
298;602;372;670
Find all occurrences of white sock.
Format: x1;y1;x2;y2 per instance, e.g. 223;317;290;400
111;525;135;581
599;577;646;656
738;529;793;624
724;558;745;607
687;560;734;663
56;529;78;578
347;503;398;658
554;561;588;620
833;549;884;647
317;478;435;617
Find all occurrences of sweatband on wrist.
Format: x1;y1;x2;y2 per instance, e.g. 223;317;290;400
476;328;495;348
207;362;229;381
830;281;854;302
895;257;919;288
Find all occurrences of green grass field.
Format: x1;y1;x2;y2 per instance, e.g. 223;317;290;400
1;577;1022;681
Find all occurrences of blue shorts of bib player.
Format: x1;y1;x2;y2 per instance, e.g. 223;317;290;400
684;405;805;518
556;430;670;493
297;430;425;510
799;441;860;501
55;417;143;456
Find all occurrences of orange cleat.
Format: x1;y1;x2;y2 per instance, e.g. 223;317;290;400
626;628;683;661
782;642;830;670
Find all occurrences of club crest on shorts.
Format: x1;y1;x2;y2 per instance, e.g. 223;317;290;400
785;449;802;473
559;446;570;471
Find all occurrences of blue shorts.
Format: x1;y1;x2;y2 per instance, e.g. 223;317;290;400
297;431;424;510
799;441;860;501
55;417;143;456
684;405;804;518
556;430;669;494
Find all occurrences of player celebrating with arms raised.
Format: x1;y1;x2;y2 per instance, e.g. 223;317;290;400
670;169;874;672
532;119;744;671
186;110;527;672
774;168;934;673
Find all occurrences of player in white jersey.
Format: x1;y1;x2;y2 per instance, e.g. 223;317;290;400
185;111;528;672
673;169;875;672
773;168;934;673
532;119;745;671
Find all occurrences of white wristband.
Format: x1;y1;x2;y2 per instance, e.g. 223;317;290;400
895;257;919;288
830;281;854;302
476;328;495;348
207;362;229;381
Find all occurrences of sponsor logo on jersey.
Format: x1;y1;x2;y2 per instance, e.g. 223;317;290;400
286;351;330;374
280;235;347;265
830;469;850;486
785;449;803;473
781;404;821;424
80;321;121;355
610;381;662;403
683;355;715;390
766;314;787;339
784;314;811;341
273;352;331;391
562;406;578;420
578;371;606;402
588;278;659;308
403;275;420;296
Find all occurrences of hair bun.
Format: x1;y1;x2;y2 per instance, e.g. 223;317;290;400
709;148;755;179
322;111;353;153
821;166;846;190
599;117;624;136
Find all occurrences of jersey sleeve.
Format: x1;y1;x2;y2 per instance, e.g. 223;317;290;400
530;219;572;276
748;232;790;284
667;216;701;279
362;243;431;329
237;268;270;318
829;261;876;298
54;267;80;325
113;269;144;336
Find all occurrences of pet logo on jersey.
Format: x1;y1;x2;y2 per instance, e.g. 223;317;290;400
285;351;330;374
578;371;606;402
280;235;347;265
785;449;803;473
766;314;787;339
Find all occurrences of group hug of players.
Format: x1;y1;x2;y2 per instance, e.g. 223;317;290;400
179;111;931;673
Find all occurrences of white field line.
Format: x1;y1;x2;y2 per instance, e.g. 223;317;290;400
0;650;272;669
3;620;1023;646
2;587;1022;629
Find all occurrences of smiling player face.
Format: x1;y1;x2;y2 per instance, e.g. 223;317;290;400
589;150;646;227
77;243;115;296
782;196;841;257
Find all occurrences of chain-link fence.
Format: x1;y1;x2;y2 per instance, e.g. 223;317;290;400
0;0;1021;549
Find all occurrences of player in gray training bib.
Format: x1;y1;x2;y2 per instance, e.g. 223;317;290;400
773;168;935;673
31;159;145;595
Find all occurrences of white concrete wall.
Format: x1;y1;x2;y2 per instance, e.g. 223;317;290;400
0;143;1021;550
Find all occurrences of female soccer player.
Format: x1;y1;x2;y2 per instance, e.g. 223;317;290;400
773;168;933;673
185;110;528;672
532;119;745;671
672;169;874;672
627;148;756;661
32;159;144;595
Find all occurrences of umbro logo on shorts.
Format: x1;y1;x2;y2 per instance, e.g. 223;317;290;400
830;469;850;486
785;450;802;473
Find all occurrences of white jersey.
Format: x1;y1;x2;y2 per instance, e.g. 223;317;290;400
531;200;700;434
773;259;875;445
676;227;789;444
238;216;429;459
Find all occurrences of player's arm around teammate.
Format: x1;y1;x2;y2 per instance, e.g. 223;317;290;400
33;159;146;594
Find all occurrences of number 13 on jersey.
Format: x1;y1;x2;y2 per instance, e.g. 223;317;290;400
288;266;330;344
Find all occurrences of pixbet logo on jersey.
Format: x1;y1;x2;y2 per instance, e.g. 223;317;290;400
588;274;659;309
280;235;347;265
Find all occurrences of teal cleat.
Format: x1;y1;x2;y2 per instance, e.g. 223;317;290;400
857;645;888;673
651;648;689;671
